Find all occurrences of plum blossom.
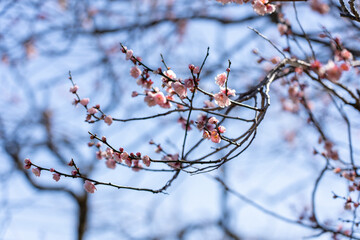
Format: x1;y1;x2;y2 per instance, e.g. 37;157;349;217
208;117;219;124
341;49;353;61
277;23;288;36
80;98;90;106
106;158;116;169
324;60;342;82
163;69;176;80
130;66;141;78
193;66;200;74
104;115;113;126
203;130;211;139
218;126;226;133
210;130;221;143
252;0;276;16
163;153;181;169
215;72;227;87
142;155;151;167
310;0;329;14
125;49;133;60
144;91;157;107
171;81;187;98
84;180;96;193
214;88;236;108
32;167;41;177
88;107;98;114
69;85;79;93
53;173;61;182
154;92;167;105
24;158;31;169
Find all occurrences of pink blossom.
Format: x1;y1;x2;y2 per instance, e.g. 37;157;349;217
32;167;41;177
163;69;176;80
24;158;32;169
105;148;113;158
310;0;329;14
69;85;79;93
221;87;236;96
203;130;211;139
104;115;113;126
125;49;133;60
208;117;219;124
120;152;129;161
277;24;288;36
324;61;342;82
204;100;215;108
125;157;132;167
88;107;98;114
114;153;122;163
71;170;78;176
144;91;157;107
163;153;181;169
84;180;96;193
214;88;235;108
142;155;151;167
53;173;61;182
218;126;226;133
106;159;116;169
193;66;200;74
96;151;102;160
215;72;227;87
252;0;275;16
184;78;194;89
130;66;141;79
341;49;353;61
171;81;187;99
214;92;230;108
154;92;166;105
131;91;138;97
50;168;55;172
158;99;172;109
80;98;90;106
210;130;221;143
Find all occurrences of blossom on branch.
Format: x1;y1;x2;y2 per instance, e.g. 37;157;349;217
130;66;141;79
214;88;236;108
84;180;97;193
252;0;275;16
32;167;41;177
215;72;227;87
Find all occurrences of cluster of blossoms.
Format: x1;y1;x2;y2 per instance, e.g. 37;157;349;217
69;83;113;125
311;46;353;82
196;115;226;143
90;135;151;171
214;70;236;108
24;158;97;194
216;0;275;16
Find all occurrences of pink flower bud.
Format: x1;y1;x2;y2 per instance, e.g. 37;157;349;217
32;167;41;177
126;49;133;60
53;173;61;182
80;98;90;106
208;117;219;125
69;85;79;93
84;180;97;193
71;170;78;176
142;155;151;167
104;115;113;126
87;107;98;114
50;168;55;172
131;91;138;97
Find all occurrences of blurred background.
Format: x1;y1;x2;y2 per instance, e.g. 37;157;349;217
1;0;360;239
